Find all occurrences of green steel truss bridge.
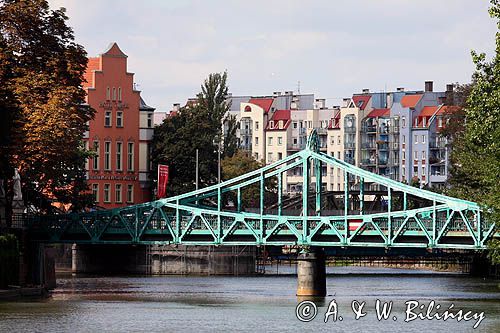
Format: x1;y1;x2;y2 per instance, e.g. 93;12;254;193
27;130;498;250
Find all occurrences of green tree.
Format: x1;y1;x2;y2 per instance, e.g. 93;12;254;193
0;0;95;213
221;150;277;208
152;72;234;196
448;0;500;263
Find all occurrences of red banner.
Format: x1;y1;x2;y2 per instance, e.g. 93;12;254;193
157;165;169;198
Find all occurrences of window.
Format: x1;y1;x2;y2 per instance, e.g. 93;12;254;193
104;141;111;170
278;152;283;160
338;135;341;144
93;141;99;170
116;111;123;127
422;117;427;127
308;121;312;128
414;134;418;144
402;116;406;128
422;135;425;144
255;121;259;130
422;151;426;160
337;151;341;159
115;184;122;203
104;184;111;203
268;152;273;162
402;151;406;159
269;121;274;129
300;121;303;128
255;137;259;145
293;138;298;145
92;184;99;203
413;166;418;176
127;185;134;203
402;167;406;176
278;137;282;145
105;111;112;127
402;135;406;143
268;137;273;146
112;87;116;101
438;118;443;127
118;87;122;101
422;166;426;176
116;142;122;171
414;117;418;127
127;142;134;171
106;87;110;100
331;136;335;144
414;151;418;160
147;113;153;128
293;122;297;129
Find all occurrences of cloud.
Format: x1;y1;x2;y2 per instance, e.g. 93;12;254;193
47;0;497;111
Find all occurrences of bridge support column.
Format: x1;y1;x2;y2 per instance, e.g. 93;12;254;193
296;248;326;297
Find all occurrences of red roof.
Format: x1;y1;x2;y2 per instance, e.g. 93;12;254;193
352;95;371;110
83;57;100;89
400;94;422;108
249;98;273;113
329;109;341;129
267;109;291;130
367;108;390;118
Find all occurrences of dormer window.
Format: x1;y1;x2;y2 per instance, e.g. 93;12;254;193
438;117;443;127
269;120;274;129
422;117;427;127
279;120;283;129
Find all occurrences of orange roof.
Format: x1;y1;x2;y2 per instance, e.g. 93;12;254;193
83;57;100;89
367;108;390;118
249;98;273;113
436;105;461;116
418;105;439;117
400;94;422;108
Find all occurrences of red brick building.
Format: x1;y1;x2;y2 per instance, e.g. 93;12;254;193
83;43;154;209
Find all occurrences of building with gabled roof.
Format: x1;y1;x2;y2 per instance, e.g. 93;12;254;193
83;42;155;209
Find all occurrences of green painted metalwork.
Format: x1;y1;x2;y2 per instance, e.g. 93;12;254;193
25;130;498;249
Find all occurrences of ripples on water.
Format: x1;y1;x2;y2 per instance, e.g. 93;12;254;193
1;267;499;333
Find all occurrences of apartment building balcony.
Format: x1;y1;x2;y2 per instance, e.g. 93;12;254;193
344;142;356;149
316;128;328;135
377;142;389;151
287;143;305;151
429;141;446;149
363;125;377;133
344;157;355;165
390;126;400;134
378;158;388;166
299;127;307;135
379;125;390;134
361;158;376;166
361;142;376;149
344;126;356;133
390;142;399;150
240;128;252;136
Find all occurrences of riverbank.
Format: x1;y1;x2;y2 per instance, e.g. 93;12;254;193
0;287;49;301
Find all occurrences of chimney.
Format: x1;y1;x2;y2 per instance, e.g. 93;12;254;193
173;103;180;112
396;87;405;92
342;98;351;108
446;84;454;93
425;81;433;92
362;88;370;94
273;91;282;96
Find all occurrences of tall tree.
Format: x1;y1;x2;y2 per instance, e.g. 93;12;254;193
448;0;500;262
152;72;235;196
0;0;95;213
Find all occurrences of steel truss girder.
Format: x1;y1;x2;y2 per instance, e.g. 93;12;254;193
27;131;497;249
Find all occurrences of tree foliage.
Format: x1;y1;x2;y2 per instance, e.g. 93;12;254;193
448;0;500;263
0;0;94;212
152;72;235;196
221;150;277;208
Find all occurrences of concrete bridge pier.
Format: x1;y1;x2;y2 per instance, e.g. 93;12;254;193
296;247;326;297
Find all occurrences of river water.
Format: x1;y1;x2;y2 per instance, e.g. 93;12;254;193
1;267;499;332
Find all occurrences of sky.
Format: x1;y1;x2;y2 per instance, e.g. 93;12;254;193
48;0;498;112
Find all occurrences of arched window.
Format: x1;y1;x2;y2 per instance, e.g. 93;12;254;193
112;87;116;101
244;105;251;112
118;87;122;101
106;87;110;100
